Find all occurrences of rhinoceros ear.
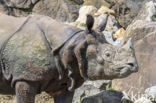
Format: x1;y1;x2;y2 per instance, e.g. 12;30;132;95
96;14;109;32
86;14;94;33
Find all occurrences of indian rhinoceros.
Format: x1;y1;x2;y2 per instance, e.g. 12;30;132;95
0;13;138;103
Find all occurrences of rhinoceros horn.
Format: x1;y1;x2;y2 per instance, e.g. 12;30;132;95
96;14;109;32
122;38;133;50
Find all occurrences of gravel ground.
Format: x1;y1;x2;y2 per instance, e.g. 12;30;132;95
0;92;54;103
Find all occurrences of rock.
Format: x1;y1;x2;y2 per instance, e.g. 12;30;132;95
2;0;39;9
72;80;111;103
0;1;9;15
133;86;156;103
134;97;152;103
112;20;156;95
71;0;84;5
95;14;121;33
145;86;156;102
122;92;133;103
107;0;155;28
83;0;110;8
103;31;123;46
94;6;115;16
122;20;156;44
81;90;133;103
76;6;98;24
69;5;98;30
33;0;80;22
111;1;137;28
113;28;125;39
0;92;54;103
0;0;81;22
103;31;114;44
136;1;156;21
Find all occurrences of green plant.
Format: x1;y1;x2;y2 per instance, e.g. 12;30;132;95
107;87;115;90
152;15;156;21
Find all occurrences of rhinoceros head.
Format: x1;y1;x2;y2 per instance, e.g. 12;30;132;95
84;15;138;80
86;38;138;80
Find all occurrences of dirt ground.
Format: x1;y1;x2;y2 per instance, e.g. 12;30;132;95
0;92;54;103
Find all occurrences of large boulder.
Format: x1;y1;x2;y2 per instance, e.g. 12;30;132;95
112;20;156;95
134;97;152;103
2;0;39;9
104;0;155;28
121;0;156;43
95;14;121;32
145;86;156;98
83;0;110;8
72;80;111;103
81;90;133;103
82;0;156;28
0;92;54;103
134;86;156;103
136;1;156;21
0;0;82;22
76;5;98;24
145;86;156;102
32;0;81;22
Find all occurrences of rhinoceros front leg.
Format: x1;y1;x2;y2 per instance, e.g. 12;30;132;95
53;91;74;103
15;81;37;103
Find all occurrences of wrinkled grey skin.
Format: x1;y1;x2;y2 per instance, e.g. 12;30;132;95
0;14;138;103
86;38;138;80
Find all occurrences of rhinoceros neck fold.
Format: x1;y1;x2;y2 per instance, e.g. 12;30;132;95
52;30;84;55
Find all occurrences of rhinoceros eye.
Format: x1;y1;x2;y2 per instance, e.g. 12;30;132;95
105;51;111;57
102;50;114;61
105;52;111;57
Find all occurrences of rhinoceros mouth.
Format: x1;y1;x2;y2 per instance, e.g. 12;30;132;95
116;64;136;78
118;67;131;78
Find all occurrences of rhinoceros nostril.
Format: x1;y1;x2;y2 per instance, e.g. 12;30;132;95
127;63;138;72
127;63;134;67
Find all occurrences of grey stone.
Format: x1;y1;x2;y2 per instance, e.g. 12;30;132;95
3;0;37;9
81;90;133;103
33;0;80;22
145;86;156;102
134;97;152;103
95;14;121;33
136;1;156;21
103;31;123;46
72;0;84;5
83;0;111;8
0;0;81;22
72;80;112;103
108;0;156;28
